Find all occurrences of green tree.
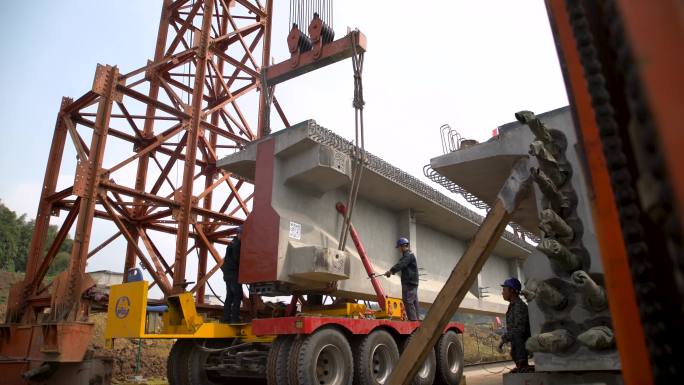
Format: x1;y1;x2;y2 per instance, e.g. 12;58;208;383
0;200;73;274
0;202;22;271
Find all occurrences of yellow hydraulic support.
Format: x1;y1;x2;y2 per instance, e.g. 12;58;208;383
104;281;272;348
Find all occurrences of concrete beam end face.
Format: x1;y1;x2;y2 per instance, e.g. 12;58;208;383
283;145;352;196
216;145;258;180
286;242;351;282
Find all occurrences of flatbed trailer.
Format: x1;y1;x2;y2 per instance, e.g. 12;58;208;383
105;281;465;385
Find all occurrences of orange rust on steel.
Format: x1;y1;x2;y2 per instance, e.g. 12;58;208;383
166;1;202;55
46;186;74;203
86;231;121;258
272;95;290;127
117;85;191;119
223;27;264;91
64;116;90;162
218;96;254;139
256;0;274;138
144;229;174;275
613;0;684;227
23;98;71;281
194;224;224;266
69;116;205;166
158;76;186;109
30;198;81;297
138;227;173;290
55;65;119;321
99;193;172;295
200;114;251;143
211;48;260;79
227;13;259;68
148;132;189;195
62;91;98;114
173;0;216;293
106;123;185;174
49;201;227;245
265;31;367;86
190;257;224;294
204;82;259;117
545;1;654;384
164;75;215;103
196;171;228;222
198;8;229;302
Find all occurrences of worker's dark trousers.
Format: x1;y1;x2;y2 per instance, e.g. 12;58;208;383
223;271;242;323
402;284;420;321
510;335;530;368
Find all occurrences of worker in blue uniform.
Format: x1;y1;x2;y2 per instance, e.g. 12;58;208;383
384;237;420;321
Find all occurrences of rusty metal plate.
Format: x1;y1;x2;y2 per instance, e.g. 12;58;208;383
72;161;90;198
91;63;123;102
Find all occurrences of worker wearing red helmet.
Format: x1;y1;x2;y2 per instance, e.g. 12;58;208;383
384;237;420;321
499;277;532;372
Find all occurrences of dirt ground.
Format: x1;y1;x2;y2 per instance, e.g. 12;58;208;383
462;324;511;364
464;361;513;385
89;312;172;383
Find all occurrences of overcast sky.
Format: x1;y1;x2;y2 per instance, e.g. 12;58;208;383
0;1;567;296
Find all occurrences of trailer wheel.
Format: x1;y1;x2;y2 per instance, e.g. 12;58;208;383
294;328;353;385
267;335;294;385
402;334;437;385
168;339;192;385
186;339;226;385
354;329;399;385
435;331;463;385
288;335;306;385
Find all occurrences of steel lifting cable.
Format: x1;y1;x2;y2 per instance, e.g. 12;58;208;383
338;31;365;251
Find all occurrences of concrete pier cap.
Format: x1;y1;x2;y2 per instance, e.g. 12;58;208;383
217;120;533;315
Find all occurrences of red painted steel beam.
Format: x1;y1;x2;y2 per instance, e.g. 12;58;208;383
54;65;119;321
30;198;81;297
24;98;72;281
264;31;367;86
173;0;216;293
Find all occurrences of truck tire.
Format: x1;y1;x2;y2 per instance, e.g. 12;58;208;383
402;334;437;385
288;335;306;385
267;335;294;385
293;328;353;385
435;331;463;385
186;339;224;385
168;339;192;385
354;329;400;385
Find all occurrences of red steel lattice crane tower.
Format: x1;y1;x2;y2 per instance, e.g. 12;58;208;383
4;0;286;329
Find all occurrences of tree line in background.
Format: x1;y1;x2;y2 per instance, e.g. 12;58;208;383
0;200;71;275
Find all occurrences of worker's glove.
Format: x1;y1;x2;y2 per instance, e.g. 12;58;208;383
384;271;392;278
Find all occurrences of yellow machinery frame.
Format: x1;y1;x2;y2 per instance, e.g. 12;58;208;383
104;281;271;347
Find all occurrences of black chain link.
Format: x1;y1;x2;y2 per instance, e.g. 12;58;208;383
566;0;684;380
